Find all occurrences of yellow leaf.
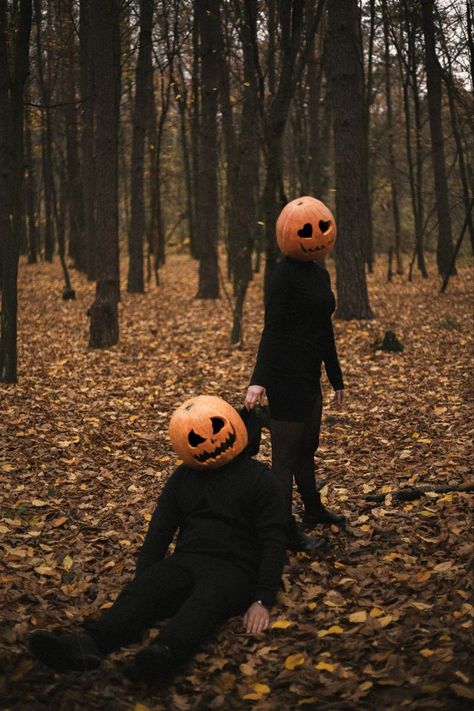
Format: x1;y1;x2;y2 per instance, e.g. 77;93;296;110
284;653;306;670
381;485;392;494
420;510;436;517
135;704;151;711
307;602;317;610
378;615;393;628
252;683;270;695
31;499;48;507
271;619;293;629
415;571;432;582
419;648;434;657
51;516;67;527
370;608;383;618
358;681;373;692
315;661;335;672
1;463;15;472
62;555;73;571
243;694;262;701
450;684;474;700
34;565;57;576
408;601;432;611
348;610;367;623
318;625;344;638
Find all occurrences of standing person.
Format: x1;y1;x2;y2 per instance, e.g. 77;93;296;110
29;396;287;682
245;196;346;552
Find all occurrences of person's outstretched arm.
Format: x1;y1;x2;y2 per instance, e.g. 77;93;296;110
244;468;287;633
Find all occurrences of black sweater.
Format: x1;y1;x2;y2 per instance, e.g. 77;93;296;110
251;257;344;390
135;455;287;607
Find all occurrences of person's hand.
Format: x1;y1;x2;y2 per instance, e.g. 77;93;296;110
243;602;270;634
330;389;345;409
245;385;266;410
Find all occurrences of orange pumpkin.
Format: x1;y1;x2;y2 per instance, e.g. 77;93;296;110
168;395;248;469
276;195;336;261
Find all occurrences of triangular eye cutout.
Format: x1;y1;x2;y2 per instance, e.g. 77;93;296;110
297;223;313;238
188;429;206;447
211;417;225;434
319;219;331;233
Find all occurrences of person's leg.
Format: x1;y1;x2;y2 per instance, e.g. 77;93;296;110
295;393;345;528
270;419;328;551
29;558;193;671
129;562;254;680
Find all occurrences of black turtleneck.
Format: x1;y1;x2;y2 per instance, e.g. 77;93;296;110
250;257;344;391
135;454;287;608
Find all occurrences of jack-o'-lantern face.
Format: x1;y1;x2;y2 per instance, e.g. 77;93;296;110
168;395;248;470
276;195;337;261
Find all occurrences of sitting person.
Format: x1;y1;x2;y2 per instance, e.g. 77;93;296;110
29;395;287;682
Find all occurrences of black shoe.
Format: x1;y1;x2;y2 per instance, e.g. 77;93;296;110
287;529;329;553
302;509;346;530
29;630;102;672
125;642;177;683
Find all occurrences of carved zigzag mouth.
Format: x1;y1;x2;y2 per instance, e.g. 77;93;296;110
300;243;327;253
194;428;236;463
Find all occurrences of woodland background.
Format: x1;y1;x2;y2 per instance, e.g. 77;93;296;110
0;0;473;709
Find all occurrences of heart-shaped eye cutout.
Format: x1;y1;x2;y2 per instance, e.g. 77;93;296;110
211;417;225;434
319;220;331;233
188;430;206;447
297;223;313;238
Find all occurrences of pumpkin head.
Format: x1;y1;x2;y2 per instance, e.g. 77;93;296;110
276;196;336;261
169;395;248;469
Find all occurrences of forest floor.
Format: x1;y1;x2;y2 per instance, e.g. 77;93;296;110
0;253;473;711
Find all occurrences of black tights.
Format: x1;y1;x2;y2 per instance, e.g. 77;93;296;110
270;392;323;521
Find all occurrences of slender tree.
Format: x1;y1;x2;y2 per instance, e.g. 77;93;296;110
326;0;373;319
87;0;120;347
127;0;154;293
0;0;33;382
421;0;455;278
196;0;220;298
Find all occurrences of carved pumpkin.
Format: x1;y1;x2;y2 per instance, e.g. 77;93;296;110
276;195;337;261
168;395;248;469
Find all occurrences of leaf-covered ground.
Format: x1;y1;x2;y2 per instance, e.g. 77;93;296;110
1;255;473;711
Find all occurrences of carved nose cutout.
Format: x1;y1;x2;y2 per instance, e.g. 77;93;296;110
297;223;313;238
319;220;331;233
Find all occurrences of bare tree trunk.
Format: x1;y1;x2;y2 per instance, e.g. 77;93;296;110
80;0;96;280
196;0;220;299
87;0;120;348
421;0;455;278
59;0;83;271
127;0;153;293
382;0;403;275
326;0;373;320
363;0;375;272
24;102;39;264
438;12;474;255
0;0;32;383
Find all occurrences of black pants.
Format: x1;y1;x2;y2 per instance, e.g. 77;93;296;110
269;391;323;520
84;554;254;663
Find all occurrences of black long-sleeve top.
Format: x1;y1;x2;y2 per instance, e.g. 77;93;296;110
251;257;344;390
135;455;287;607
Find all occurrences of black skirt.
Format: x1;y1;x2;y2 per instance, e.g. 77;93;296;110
266;377;322;422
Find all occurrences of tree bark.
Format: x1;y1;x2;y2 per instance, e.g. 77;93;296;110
127;0;153;293
87;0;120;348
326;0;373;320
421;0;455;278
0;0;32;383
80;0;96;280
382;0;403;275
196;0;220;299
